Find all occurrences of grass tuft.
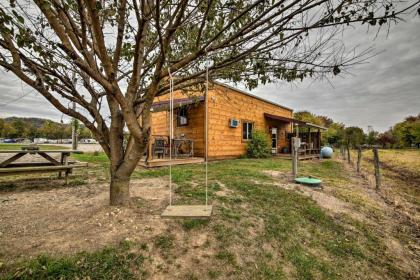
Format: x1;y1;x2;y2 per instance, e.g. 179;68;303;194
181;219;210;231
3;247;140;280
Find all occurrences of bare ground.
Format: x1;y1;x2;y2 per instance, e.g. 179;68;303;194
0;177;170;261
0;153;419;279
262;162;420;277
0;175;226;279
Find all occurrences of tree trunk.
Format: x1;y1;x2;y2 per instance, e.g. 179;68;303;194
107;138;147;206
110;173;131;206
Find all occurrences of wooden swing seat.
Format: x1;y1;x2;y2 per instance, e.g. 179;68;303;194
161;205;213;219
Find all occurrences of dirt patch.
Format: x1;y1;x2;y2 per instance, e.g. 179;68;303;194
214;180;235;197
263;168;420;277
366;158;420;186
261;171;368;223
0;177;172;263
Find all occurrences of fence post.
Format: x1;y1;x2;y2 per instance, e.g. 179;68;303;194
292;137;299;178
357;146;362;173
347;145;351;164
373;147;381;190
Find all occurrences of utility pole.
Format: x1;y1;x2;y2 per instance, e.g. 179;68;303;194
71;105;77;150
71;74;78;150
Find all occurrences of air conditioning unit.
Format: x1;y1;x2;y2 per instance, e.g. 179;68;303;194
229;119;239;128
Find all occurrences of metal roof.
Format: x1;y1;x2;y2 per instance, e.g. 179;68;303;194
151;96;205;112
213;81;293;112
264;113;327;130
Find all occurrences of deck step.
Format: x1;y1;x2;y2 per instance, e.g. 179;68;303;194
139;157;205;168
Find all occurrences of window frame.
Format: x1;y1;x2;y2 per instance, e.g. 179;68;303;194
242;121;254;141
177;106;189;126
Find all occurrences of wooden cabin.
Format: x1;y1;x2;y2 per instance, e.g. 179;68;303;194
141;82;326;167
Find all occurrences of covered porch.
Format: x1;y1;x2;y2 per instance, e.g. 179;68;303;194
264;113;326;160
139;134;204;168
140;96;206;168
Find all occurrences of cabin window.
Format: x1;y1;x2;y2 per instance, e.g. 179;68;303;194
243;122;253;140
177;107;188;126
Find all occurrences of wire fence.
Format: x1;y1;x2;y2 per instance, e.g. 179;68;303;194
337;145;382;190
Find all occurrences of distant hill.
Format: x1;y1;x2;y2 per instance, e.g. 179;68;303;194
0;116;92;139
2;117;62;128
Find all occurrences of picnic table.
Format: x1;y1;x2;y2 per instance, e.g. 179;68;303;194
0;147;85;184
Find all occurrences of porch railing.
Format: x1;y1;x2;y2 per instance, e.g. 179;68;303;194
147;135;194;161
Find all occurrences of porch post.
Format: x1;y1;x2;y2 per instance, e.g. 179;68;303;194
317;129;320;150
292;137;299;178
147;136;153;162
308;127;311;155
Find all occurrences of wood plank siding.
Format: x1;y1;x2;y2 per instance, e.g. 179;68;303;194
150;83;293;159
151;91;206;157
207;84;293;159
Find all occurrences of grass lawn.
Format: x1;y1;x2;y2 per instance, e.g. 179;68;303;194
0;151;418;279
348;148;420;208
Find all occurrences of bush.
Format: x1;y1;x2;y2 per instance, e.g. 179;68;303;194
246;130;271;158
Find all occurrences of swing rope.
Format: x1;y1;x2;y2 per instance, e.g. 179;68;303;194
167;62;209;208
205;62;209;207
168;68;173;206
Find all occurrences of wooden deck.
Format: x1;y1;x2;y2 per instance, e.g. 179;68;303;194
276;153;320;160
139;157;205;168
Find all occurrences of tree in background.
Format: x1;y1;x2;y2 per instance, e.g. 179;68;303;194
39;120;69;140
293;111;333;139
0;117;93;140
317;115;334;128
323;122;346;146
26;123;39;139
377;130;396;148
1;0;418;205
40;120;58;139
0;119;5;137
294;111;323;126
10;119;26;138
392;114;420;148
79;126;93;139
366;130;379;145
344;126;365;148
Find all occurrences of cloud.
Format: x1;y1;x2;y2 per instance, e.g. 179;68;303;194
0;71;66;122
0;15;419;132
250;16;420;132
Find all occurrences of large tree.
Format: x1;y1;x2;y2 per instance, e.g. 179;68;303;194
0;0;418;205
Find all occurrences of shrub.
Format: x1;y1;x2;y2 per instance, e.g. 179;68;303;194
246;130;271;158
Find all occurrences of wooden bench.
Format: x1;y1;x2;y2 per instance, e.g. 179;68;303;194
0;163;87;185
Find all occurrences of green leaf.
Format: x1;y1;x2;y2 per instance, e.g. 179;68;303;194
333;66;340;76
96;1;103;10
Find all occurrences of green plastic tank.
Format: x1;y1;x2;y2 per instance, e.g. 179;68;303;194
295;177;322;187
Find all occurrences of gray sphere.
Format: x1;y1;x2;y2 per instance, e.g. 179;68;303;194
321;146;333;158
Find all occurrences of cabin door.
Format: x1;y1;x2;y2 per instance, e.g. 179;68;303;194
271;127;278;154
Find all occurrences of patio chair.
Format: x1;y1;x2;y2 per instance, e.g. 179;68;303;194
153;138;166;159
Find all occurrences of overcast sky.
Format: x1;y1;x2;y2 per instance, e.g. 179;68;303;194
0;15;419;132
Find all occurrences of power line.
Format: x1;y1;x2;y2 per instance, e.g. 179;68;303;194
0;91;34;108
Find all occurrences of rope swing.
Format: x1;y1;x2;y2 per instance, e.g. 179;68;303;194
205;61;209;207
161;63;213;218
168;68;174;206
